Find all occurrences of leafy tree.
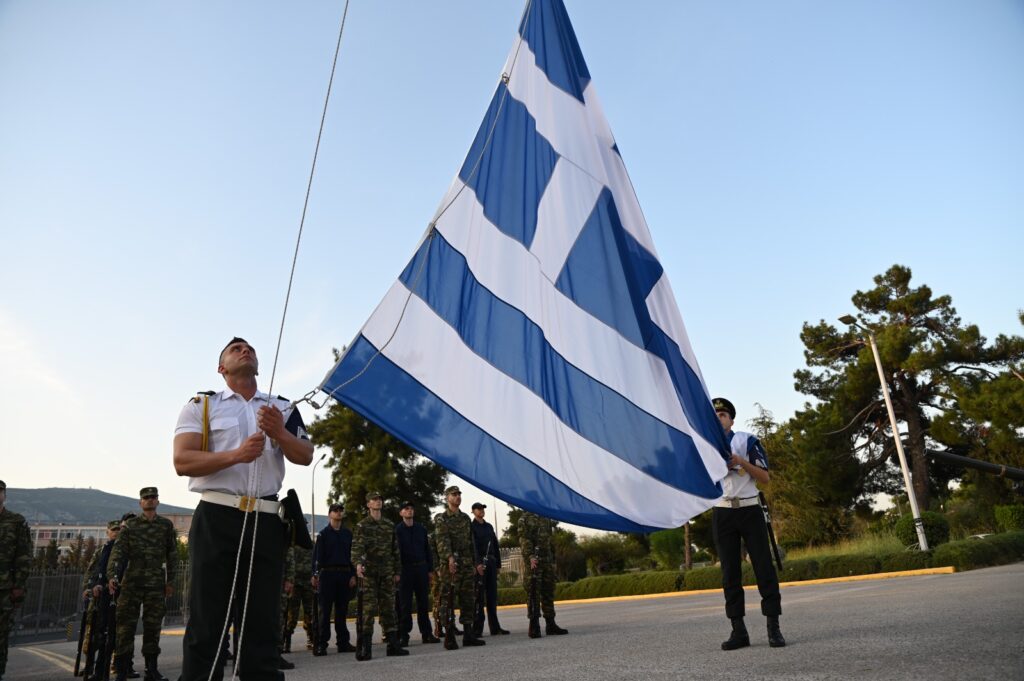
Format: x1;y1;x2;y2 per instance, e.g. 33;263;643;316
578;533;645;575
795;265;1024;511
551;528;586;581
308;402;448;529
44;539;58;570
649;526;685;570
500;506;525;549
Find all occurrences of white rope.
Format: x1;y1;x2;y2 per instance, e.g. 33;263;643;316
206;2;352;679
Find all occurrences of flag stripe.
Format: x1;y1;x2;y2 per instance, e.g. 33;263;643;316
528;159;604;280
358;281;722;528
518;0;591;103
398;229;721;498
458;82;559;248
325;336;650;532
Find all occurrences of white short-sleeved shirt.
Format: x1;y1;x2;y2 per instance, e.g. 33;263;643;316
720;430;769;500
175;387;309;497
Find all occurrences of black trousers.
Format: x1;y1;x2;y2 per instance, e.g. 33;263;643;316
712;505;781;619
181;501;285;681
474;565;500;633
398;564;432;637
317;570;352;646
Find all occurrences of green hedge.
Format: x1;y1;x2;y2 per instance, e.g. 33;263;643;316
994;505;1024;532
484;532;1024;606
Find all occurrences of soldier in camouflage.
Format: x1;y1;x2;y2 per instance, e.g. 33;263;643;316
434;485;485;649
284;543;314;652
276;543;296;670
0;481;32;681
353;492;408;660
108;487;178;681
518;511;568;638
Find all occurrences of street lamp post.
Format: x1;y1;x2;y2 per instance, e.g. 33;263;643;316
310;452;327;537
839;315;929;551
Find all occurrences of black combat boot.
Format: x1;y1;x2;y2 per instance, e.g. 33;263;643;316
721;617;750;651
337;641;356;653
422;632;440;644
490;625;510;635
356;638;372;661
126;658;141;679
143;655;168;681
527;617;541;639
462;630;486;647
277;653;295;670
385;633;410;656
312;643;327;656
767;616;787;648
545;618;568;635
398;632;410;647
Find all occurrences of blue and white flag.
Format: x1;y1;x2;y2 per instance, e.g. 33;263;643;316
321;0;730;532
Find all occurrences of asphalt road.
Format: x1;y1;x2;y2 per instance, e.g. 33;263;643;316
10;563;1024;681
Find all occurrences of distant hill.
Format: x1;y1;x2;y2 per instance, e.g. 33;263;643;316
5;487;194;525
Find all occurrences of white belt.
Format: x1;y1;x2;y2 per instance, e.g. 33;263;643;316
201;491;283;518
716;496;761;509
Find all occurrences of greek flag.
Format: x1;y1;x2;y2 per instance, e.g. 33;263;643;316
321;0;730;532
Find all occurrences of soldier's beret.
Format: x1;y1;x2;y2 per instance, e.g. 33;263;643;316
328;502;344;512
471;502;486;510
399;500;414;509
107;520;122;530
444;485;461;496
139;487;159;498
365;491;382;501
712;397;736;419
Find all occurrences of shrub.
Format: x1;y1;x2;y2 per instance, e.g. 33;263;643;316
497;586;527;606
931;531;1024;570
879;550;930;572
683;566;721;590
894;511;950;548
558;571;680;600
779;557;819;582
818;554;880;579
994;505;1024;532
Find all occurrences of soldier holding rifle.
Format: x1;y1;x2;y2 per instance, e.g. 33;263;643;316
518;511;567;639
352;492;408;660
711;397;785;650
470;503;507;637
433;486;485;649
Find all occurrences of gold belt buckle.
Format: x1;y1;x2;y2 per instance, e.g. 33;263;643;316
729;498;740;509
238;495;257;512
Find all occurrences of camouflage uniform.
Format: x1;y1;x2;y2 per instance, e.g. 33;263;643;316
0;493;32;681
279;545;296;647
518;512;557;621
285;545;314;648
110;510;177;662
351;514;400;641
433;506;478;629
429;532;442;635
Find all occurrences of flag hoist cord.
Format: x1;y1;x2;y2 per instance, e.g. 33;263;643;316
213;1;535;678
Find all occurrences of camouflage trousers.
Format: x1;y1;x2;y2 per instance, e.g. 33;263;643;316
116;586;166;657
359;572;397;639
0;590;15;679
284;580;314;639
437;565;476;627
524;563;556;620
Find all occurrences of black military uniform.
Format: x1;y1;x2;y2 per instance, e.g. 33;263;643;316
313;505;355;655
394;501;439;645
470;503;507;636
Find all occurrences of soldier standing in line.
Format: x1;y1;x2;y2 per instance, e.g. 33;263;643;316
108;487;178;681
0;481;32;681
518;511;568;638
470;503;508;637
352;492;408;660
434;486;485;649
276;545;295;671
285;541;315;652
312;503;355;656
711;397;785;650
395;501;440;646
80;520;122;680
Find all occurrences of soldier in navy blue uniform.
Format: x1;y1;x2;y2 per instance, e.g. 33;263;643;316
470;503;508;636
312;503;355;655
712;398;785;650
394;501;440;647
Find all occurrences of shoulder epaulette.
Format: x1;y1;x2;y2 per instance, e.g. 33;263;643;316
190;390;216;404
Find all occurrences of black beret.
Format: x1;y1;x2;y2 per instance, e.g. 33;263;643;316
471;502;486;510
712;397;736;419
328;503;344;513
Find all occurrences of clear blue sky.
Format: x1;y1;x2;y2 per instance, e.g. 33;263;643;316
2;1;1021;533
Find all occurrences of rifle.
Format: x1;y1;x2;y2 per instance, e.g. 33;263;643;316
310;538;320;653
758;492;784;572
354;559;367;660
74;594;93;676
442;553;459;650
527;554;540;638
473;540;491;636
93;586;118;681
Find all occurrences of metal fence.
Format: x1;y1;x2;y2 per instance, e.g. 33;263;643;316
11;564;190;644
